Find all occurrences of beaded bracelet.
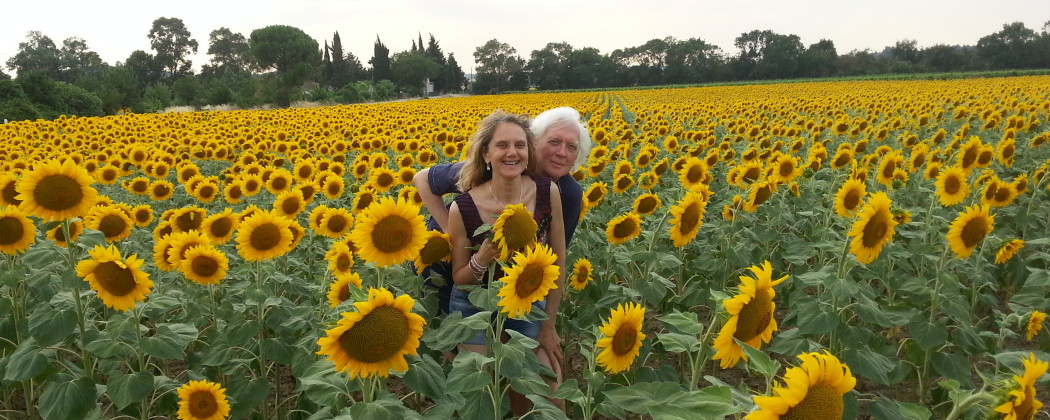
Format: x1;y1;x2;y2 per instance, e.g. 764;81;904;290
468;254;486;279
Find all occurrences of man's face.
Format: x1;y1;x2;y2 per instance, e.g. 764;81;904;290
534;121;581;179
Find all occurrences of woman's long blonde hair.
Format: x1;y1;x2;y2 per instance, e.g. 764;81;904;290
456;110;536;192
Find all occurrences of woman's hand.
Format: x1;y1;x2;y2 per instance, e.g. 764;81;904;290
537;323;563;377
475;238;497;266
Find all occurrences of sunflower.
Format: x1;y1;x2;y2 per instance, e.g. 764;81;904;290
875;153;904;187
743;180;777;213
632;193;662;216
191;180;220;203
131;204;154;227
240;174;263;196
76;244;152;312
996;239;1024;264
834;178;867;218
47;220;82;248
0;206;36;254
746;351;856;420
934;165;969;207
126;177;152;195
584;182;608;209
770;154;801;184
316;287;426;378
605;212;642;245
496;243;560;319
321;174;346;200
413;230;451;274
176;379;231;420
678;157;708;190
265;168;294;195
847;192;897;264
326;240;355;275
492;203;538;261
16;159;99;221
612;174;634;194
595;302;646;374
96;165;121;185
350;197;427;267
171;206;207;233
723;195;743;221
351;188;376;214
569;258;593;291
668;191;708;247
150;180;175;201
0;173;21;207
1026;311;1046;341
830;149;854;170
166;230;211;268
235;211;295;262
947;204;994;259
983;181;1017;208
318;208;354;239
85;205;134;242
712;261;788;368
368;168;398;193
326;273;363;307
201;209;239;245
993;353;1047;420
273;189;306;218
179;245;229;285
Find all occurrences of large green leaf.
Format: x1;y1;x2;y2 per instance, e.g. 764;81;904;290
659;310;704;336
445;351;492;393
39;374;96;420
28;304;77;347
107;371;153;410
4;338;50;381
402;354;446;399
869;398;931;420
141;323;198;359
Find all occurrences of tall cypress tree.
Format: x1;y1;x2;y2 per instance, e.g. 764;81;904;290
321;40;332;86
331;32;350;88
425;34;447;91
369;36;392;82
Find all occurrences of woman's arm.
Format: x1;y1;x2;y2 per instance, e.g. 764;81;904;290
449;202;497;286
413;167;451;233
538;182;566;374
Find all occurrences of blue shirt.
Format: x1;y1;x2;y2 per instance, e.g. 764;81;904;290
425;161;582;247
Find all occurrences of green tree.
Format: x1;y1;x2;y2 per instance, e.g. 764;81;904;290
425;34;448;91
58;37;105;83
148;17;199;78
391;51;441;95
74;65;140;114
444;53;465;92
330;32;353;88
123;50;162;91
370;36;392;82
203;27;251;75
665;38;724;83
800;39;838;78
473;39;524;93
527;42;573;89
0;80;42;121
249;25;320;106
920;44;970;72
16;70;102;118
977;22;1038;69
6;31;62;79
172;75;201;106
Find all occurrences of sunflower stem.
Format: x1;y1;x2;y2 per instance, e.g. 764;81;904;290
1019;172;1047;241
582;341;597;420
490;312;507;419
64;217;95;381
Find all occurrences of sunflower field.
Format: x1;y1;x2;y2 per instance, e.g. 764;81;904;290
1;75;1049;420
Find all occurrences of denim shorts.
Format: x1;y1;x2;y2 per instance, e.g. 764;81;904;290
448;287;546;346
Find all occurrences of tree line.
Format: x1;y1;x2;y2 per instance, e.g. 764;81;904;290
1;18;1048;121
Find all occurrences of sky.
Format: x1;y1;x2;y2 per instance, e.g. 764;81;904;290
2;0;1048;75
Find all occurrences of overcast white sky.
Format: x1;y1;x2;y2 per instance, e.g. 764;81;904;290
2;0;1048;75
